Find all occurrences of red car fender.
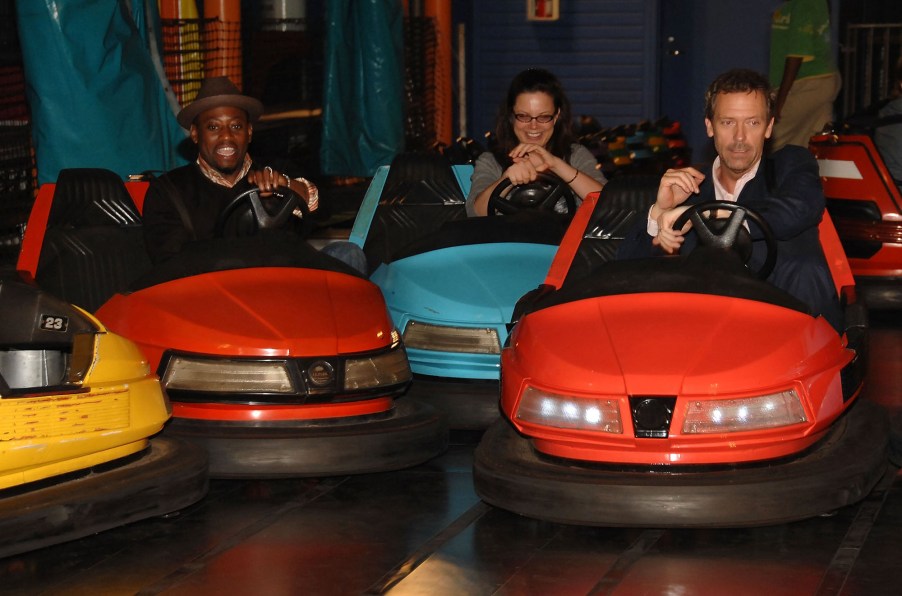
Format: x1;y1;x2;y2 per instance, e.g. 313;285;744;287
16;183;54;283
500;292;852;465
172;398;395;422
543;191;600;289
96;267;395;371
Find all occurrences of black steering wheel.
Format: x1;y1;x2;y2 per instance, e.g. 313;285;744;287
487;172;576;217
214;185;312;238
672;201;777;279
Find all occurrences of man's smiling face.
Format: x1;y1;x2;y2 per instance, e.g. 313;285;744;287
190;106;252;181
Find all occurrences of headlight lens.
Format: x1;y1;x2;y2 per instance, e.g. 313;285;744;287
344;347;412;390
163;356;295;393
516;385;623;433
682;389;807;434
67;332;96;383
402;320;500;354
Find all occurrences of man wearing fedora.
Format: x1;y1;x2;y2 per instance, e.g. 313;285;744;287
142;77;365;271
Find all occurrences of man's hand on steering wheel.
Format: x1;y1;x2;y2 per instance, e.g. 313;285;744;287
653;205;691;254
214;183;313;239
246;165;291;195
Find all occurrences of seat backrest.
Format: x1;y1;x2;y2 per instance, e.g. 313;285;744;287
36;168;151;312
563;173;658;285
379;152;466;206
47;168;144;227
363;153;467;269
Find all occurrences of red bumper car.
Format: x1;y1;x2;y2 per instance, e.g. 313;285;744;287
17;169;447;478
474;186;888;528
809;132;902;309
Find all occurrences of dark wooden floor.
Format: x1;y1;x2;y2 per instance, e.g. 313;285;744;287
0;312;899;596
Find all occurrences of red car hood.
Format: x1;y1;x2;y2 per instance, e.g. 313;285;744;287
97;267;394;368
505;292;851;399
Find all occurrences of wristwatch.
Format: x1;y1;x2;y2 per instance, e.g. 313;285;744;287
296;177;319;211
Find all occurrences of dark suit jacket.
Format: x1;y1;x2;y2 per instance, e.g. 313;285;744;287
618;145;843;330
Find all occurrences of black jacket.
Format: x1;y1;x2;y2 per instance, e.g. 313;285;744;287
618;145;843;331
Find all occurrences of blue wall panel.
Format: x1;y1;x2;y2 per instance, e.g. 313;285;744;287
467;0;659;139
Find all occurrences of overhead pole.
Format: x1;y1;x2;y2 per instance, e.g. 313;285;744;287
158;0;204;104
457;23;466;138
424;0;452;147
204;0;243;89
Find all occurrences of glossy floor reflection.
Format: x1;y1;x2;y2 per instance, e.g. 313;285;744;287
1;313;900;596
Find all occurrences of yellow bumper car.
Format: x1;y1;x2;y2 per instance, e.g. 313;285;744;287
0;278;208;558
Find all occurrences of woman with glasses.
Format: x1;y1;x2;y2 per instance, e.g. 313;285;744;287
466;68;606;216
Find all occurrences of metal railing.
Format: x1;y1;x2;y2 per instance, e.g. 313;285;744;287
841;23;902;117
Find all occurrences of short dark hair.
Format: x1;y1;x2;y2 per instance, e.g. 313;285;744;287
492;68;576;162
704;69;775;121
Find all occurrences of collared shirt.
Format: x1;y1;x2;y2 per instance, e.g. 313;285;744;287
196;154;252;188
711;156;761;203
195;154;318;212
646;157;761;236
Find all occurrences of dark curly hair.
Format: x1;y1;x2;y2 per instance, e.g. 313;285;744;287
491;68;577;167
704;69;775;121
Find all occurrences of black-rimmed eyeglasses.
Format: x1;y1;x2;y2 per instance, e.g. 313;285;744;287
513;112;556;124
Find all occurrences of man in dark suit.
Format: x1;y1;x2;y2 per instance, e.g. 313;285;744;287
617;68;842;331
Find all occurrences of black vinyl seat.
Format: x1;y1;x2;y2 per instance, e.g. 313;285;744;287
36;168;151;312
563;173;659;285
362;153;468;270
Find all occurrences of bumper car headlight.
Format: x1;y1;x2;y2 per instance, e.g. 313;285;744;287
402;320;500;354
67;332;97;384
344;347;412;390
516;385;623;433
163;356;295;393
682;389;807;434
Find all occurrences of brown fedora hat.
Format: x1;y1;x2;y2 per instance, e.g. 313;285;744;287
176;77;264;129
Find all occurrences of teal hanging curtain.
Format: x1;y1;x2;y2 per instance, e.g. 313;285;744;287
321;0;404;177
17;0;188;183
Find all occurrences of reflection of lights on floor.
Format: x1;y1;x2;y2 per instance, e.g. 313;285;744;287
388;553;480;596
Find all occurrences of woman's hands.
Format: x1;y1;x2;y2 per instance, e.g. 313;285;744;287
506;143;573;184
471;143;604;216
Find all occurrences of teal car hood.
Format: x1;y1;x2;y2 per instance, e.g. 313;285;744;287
371;243;556;326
